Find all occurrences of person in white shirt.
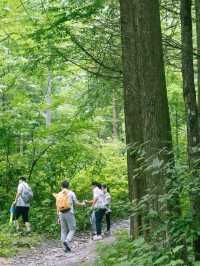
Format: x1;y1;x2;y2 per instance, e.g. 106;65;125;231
102;184;112;235
86;181;106;241
13;176;32;232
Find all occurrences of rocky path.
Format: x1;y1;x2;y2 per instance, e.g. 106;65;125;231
5;220;128;266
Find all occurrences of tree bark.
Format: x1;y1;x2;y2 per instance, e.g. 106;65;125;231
120;0;144;238
180;0;200;260
136;0;174;198
195;0;200;116
175;106;180;159
120;0;184;252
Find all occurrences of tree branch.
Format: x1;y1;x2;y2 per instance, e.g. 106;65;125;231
28;142;54;179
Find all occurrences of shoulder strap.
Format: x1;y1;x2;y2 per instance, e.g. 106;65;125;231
62;189;69;195
22;183;32;194
22;182;28;189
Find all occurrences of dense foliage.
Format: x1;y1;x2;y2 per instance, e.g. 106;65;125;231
0;0;128;255
1;0;200;265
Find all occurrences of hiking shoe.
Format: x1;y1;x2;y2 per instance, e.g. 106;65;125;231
93;235;103;241
105;230;111;236
63;241;71;252
90;232;96;239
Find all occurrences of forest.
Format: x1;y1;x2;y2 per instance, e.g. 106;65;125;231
0;0;200;265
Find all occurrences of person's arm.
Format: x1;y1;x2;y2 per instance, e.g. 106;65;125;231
92;198;98;208
14;192;20;204
56;207;60;224
85;199;94;205
87;189;98;207
56;205;59;215
13;185;22;205
73;193;86;207
76;200;86;207
52;193;60;223
106;194;112;205
52;193;59;214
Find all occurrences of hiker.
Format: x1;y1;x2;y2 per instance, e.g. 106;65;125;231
86;181;106;241
102;184;112;235
53;180;85;252
13;176;33;232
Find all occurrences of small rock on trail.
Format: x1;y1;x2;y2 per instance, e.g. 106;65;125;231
7;220;129;266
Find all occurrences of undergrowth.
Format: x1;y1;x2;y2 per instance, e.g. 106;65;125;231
0;224;42;257
95;230;192;266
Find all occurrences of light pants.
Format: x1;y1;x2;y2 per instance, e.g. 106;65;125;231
59;211;76;247
90;211;96;235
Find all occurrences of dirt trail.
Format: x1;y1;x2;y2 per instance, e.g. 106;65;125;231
5;220;128;266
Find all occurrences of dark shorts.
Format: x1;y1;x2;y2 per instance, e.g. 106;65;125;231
15;206;29;223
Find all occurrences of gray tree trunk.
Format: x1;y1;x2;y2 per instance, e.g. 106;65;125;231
120;0;184;250
136;0;173;199
120;0;144;238
181;0;200;260
195;0;200;116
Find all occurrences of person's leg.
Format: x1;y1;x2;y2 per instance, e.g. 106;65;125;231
60;213;68;243
65;212;76;248
95;210;101;236
90;211;96;236
15;207;22;231
22;207;31;232
25;222;31;232
106;212;111;232
95;209;105;236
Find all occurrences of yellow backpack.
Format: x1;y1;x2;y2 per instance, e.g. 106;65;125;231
53;189;71;212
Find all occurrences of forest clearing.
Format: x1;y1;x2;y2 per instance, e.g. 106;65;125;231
1;0;200;265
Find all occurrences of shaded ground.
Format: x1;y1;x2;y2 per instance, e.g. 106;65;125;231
4;220;128;266
0;258;8;266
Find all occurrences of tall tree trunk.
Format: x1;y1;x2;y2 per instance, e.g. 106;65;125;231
195;0;200;116
180;0;200;260
120;0;144;238
175;105;180;159
136;0;174;199
120;1;185;257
